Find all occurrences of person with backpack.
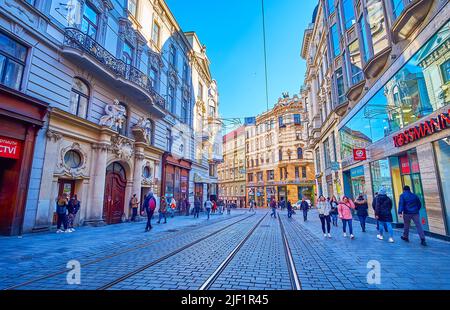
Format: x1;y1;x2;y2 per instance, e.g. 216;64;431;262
270;198;277;218
330;196;339;227
399;186;427;246
56;194;69;233
317;195;332;238
204;198;213;220
143;191;156;232
338;196;356;239
67;194;80;232
374;187;394;243
157;196;167;224
354;193;369;232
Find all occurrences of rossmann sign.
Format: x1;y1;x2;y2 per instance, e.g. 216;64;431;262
393;109;450;147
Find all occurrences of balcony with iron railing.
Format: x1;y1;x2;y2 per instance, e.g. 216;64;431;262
62;28;166;116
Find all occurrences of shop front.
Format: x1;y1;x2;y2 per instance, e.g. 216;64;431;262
0;86;48;235
338;20;450;236
161;153;192;205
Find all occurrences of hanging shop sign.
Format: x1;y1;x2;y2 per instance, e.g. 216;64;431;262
0;136;21;160
353;148;367;161
393;110;450;147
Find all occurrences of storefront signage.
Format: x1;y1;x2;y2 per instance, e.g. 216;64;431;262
353;149;367;161
393;110;450;147
0;137;21;160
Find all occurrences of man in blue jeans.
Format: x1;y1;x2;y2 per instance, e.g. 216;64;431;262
399;186;427;246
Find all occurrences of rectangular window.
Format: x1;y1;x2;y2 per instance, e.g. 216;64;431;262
331;24;340;58
257;172;263;182
336;68;345;104
441;59;450;82
170;45;177;66
359;17;370;63
302;167;307;179
181;98;188;122
168;85;175;113
81;4;98;39
348;39;363;84
209;105;216;118
324;138;332;169
122;41;133;66
166;129;172;152
248;173;253;182
315;148;322;173
295;167;300;179
294;114;301;125
152;22;160;46
0;32;27;90
149;67;158;89
183;62;189;82
128;0;137;17
278;116;285;128
342;0;356;30
267;170;274;181
366;0;389;56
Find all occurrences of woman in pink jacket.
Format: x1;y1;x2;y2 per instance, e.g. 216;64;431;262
338;196;356;239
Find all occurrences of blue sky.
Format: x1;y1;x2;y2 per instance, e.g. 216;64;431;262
166;0;318;124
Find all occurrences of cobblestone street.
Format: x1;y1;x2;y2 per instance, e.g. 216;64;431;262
1;209;449;290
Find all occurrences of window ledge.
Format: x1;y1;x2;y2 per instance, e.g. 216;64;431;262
363;46;392;79
391;0;433;43
333;100;350;117
346;79;366;102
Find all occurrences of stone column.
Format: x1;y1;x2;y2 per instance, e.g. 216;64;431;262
132;143;145;199
33;130;62;231
85;142;109;226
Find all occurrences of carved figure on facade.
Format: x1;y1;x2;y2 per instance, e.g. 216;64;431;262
99;99;127;130
110;135;134;162
132;117;153;144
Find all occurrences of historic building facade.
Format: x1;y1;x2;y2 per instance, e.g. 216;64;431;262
0;0;220;235
218;126;246;207
245;94;315;207
302;0;450;237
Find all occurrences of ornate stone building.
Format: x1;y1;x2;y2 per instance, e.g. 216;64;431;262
245;94;315;207
0;0;220;234
218;126;246;207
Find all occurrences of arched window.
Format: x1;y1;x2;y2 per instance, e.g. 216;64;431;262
70;78;89;119
297;147;304;160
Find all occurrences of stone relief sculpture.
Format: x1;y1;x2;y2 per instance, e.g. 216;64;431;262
110;135;134;162
132;117;153;144
100;99;127;130
55;143;88;178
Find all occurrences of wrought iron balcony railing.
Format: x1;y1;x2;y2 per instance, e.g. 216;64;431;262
63;28;166;110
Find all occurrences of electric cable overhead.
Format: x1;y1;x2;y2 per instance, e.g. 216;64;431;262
262;0;270;112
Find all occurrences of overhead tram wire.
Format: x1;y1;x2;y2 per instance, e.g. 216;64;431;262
262;0;270;112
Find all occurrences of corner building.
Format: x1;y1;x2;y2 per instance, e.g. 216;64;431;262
303;0;450;238
0;0;220;235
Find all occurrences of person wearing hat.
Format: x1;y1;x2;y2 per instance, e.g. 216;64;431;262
374;187;394;243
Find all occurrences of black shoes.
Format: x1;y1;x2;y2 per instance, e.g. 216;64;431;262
401;236;410;242
421;239;427;246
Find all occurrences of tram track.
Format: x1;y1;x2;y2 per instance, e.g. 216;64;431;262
278;215;302;290
4;213;251;290
98;212;261;290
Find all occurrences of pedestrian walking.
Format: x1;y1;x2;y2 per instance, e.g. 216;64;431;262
130;194;139;222
143;191;156;232
212;200;218;214
169;197;176;218
56;194;69;233
249;199;255;212
287;200;293;218
399;186;427;246
67;194;80;232
270;198;277;218
205;199;213;220
317;195;332;238
227;202;231;215
157;196;168;224
338;196;355;239
374;187;394;243
300;197;309;222
194;196;201;218
330;196;339;227
354;194;369;232
185;197;191;216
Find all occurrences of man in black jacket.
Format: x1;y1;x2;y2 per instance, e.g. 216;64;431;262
374;188;394;243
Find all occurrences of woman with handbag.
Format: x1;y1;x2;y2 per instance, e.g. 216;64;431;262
338;196;356;239
317;195;332;238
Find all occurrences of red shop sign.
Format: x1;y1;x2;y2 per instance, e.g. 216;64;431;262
353;149;367;161
0;136;22;160
400;155;411;174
